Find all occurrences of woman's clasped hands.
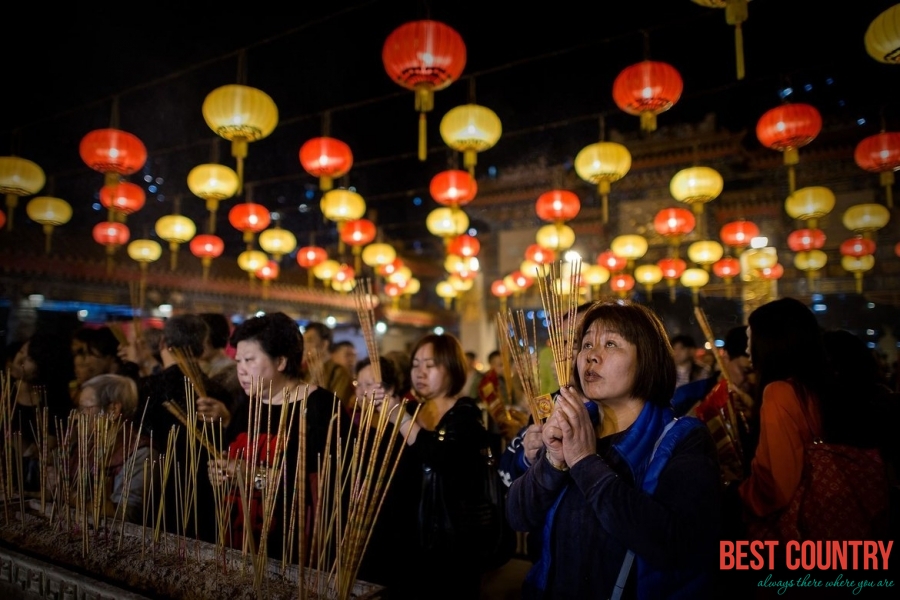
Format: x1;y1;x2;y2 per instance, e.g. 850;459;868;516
542;386;597;470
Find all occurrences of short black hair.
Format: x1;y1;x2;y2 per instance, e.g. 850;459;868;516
163;314;209;358
669;334;697;349
72;326;120;358
231;312;304;378
355;356;401;395
199;313;231;350
304;321;333;344
487;350;501;361
330;340;354;353
723;326;748;359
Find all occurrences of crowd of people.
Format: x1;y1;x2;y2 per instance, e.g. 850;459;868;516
2;295;897;598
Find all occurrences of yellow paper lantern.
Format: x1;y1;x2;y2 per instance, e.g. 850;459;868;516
403;277;421;296
784;186;835;228
687;240;724;270
444;254;479;275
842;203;891;237
127;239;163;264
26;196;72;254
237;249;268;274
388;265;413;286
439;103;502;176
841;254;875;293
321;189;366;223
635;264;664;294
681;267;710;305
435;280;458;308
519;259;541;279
331;279;357;293
669;166;723;214
865;3;900;64
155;214;197;271
448;274;474;292
535;223;575;251
202;84;278;193
0;156;45;231
258;227;297;260
794;249;828;272
187;163;239;232
426;207;469;242
574;142;631;223
610;234;648;266
361;242;397;268
312;259;340;284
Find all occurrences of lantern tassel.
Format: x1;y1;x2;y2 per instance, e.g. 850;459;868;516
668;279;676;303
43;225;54;255
5;194;16;231
787;164;797;194
734;23;745;80
880;171;894;209
418;113;428;162
202;258;212;281
169;242;179;271
601;193;609;224
855;273;864;294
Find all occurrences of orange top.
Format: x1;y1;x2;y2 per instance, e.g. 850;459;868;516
738;380;822;517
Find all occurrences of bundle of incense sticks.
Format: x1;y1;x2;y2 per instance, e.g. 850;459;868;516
693;306;747;441
536;258;582;390
170;347;207;398
498;310;552;423
352;278;381;382
305;347;325;390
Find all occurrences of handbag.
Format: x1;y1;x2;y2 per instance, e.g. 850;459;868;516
747;385;890;542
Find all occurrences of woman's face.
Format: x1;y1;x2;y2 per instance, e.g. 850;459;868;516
355;364;394;401
72;339;115;385
576;319;638;405
11;342;36;382
234;339;284;396
411;343;451;401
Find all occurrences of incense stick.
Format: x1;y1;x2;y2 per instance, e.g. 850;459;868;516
536;259;582;389
352;278;381;382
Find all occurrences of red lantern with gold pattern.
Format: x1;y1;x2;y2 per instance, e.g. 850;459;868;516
92;221;130;248
430;169;477;208
719;219;760;252
190;234;225;280
535;190;580;223
80;129;148;187
840;236;877;258
525;243;555;265
382;20;467;161
712;257;741;280
756;103;821;192
610;273;635;297
787;228;826;252
100;181;145;217
299;137;353;192
653;207;695;238
612;60;683;132
447;234;480;258
597;250;627;273
340;218;377;248
228;202;271;243
296;246;327;269
658;257;686;302
855;132;900;208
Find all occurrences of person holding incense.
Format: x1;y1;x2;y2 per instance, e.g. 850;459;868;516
207;311;339;562
506;300;720;599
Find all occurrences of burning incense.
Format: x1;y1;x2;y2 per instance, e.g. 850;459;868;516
498;310;551;423
536;259;582;389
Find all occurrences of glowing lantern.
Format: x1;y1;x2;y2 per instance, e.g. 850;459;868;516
93;221;130;274
713;256;741;298
447;234;480;258
720;219;759;254
841;254;875;294
574;141;631;223
297;245;328;287
440;104;502;176
384;282;404;309
100;181;145;220
79;128;147;187
787;228;826;252
757;263;784;281
634;264;663;295
255;260;280;298
155;214;196;271
430;169;477;210
491;279;513;311
436;280;458;308
756;103;821;193
535;223;575;251
692;0;751;78
597;250;627;273
378;257;404;278
524;243;555;265
312;259;340;286
426;207;469;246
362;243;397;269
854;132;900;208
896;241;900;258
403;277;421;298
669;166;723;215
744;247;778;273
612;60;683;132
0;210;5;230
582;265;611;299
321;188;366;251
658;257;687;302
127;239;162;301
26;196;71;254
654;207;696;255
444;254;479;276
840;237;877;258
785;186;835;229
383;20;466;161
535;190;580;224
610;273;636;298
299;137;353;191
687;240;724;270
610;234;648;269
843;203;891;238
0;156;45;231
509;270;534;291
680;268;710;306
190;234;225;280
865;4;900;64
448;274;474;292
202;84;278;193
341;218;377;271
238;250;268;280
794;249;828;289
187;163;239;233
388;265;413;287
229;202;271;244
520;260;541;280
258;226;298;261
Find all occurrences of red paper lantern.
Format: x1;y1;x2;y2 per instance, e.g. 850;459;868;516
610;273;636;294
757;263;784;280
855;132;900;208
228;202;271;242
382;20;467;161
658;257;687;280
612;60;683;132
712;257;741;279
334;263;355;284
430;169;477;208
79;129;147;186
340;218;377;247
535;190;580;223
299;137;353;191
255;260;280;281
524;243;555;265
720;220;760;249
447;234;480;258
840;237;877;258
190;234;225;259
510;270;534;290
296;246;328;268
597;250;627;273
787;228;826;252
384;282;404;298
92;221;130;247
100;181;146;216
756;104;822;152
653;207;696;238
378;257;404;277
491;280;513;297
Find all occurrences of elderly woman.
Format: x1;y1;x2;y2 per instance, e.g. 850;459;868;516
507;300;720;599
